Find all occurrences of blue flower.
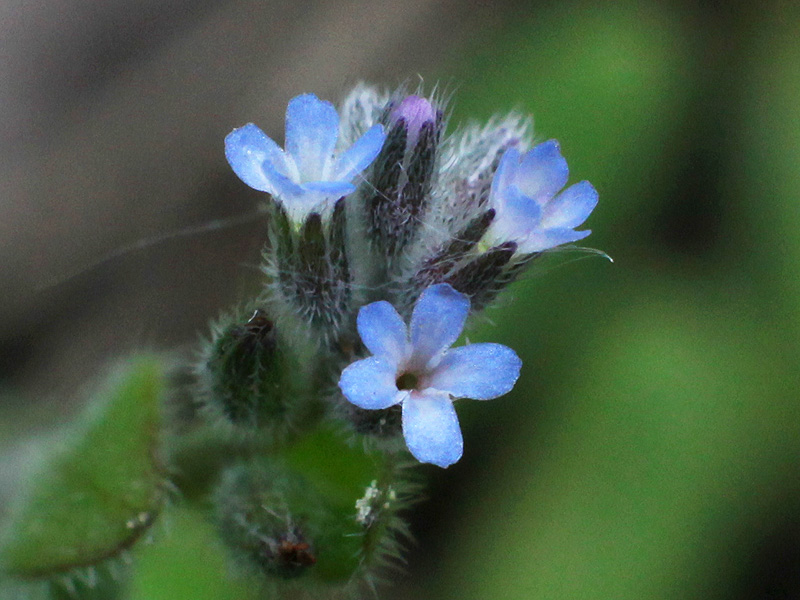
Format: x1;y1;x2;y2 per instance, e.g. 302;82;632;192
338;284;521;468
225;93;386;222
486;140;598;253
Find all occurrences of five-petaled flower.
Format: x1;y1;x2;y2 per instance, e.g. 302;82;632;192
225;93;387;223
338;284;521;468
485;140;598;253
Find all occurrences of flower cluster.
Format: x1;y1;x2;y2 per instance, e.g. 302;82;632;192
224;87;599;467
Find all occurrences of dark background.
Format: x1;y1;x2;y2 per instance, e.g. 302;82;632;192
2;1;800;598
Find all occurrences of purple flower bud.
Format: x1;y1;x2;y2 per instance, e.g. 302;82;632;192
367;94;442;258
390;95;437;148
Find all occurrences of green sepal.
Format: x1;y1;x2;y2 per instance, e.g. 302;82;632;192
0;356;166;583
446;240;518;309
298;213;326;282
329;199;349;288
262;199;353;339
410;208;497;296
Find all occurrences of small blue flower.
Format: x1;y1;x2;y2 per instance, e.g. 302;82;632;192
225;93;386;222
486;140;598;253
339;284;521;468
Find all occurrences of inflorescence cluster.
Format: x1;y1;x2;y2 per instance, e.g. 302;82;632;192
205;84;598;593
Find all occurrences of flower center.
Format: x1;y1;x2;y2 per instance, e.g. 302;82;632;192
395;372;419;391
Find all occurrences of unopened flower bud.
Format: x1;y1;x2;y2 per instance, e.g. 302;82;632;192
367;93;443;259
198;308;314;435
215;462;320;580
389;95;438;150
214;453;385;586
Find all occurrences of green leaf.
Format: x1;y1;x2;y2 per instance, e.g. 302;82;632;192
1;356;167;581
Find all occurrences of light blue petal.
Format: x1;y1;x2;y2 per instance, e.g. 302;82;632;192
261;156;304;199
514;140;569;201
339;356;402;410
274;181;353;222
357;301;409;367
541;181;598;229
488;147;520;206
302;181;356;198
428;343;521;400
333;124;386;182
225;124;289;193
519;227;592;253
402;391;463;468
285;94;339;181
409;284;470;370
491;184;542;242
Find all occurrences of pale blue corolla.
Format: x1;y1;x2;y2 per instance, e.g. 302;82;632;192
339;284;521;468
486;140;598;253
225;93;386;222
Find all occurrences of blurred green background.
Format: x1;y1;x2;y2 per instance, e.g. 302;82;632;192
2;1;799;598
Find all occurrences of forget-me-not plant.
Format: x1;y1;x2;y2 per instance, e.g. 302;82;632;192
339;283;521;468
0;85;603;600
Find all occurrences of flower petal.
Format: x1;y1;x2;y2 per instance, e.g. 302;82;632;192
488;147;520;206
490;184;542;243
540;181;598;229
225;124;289;193
285;94;339;181
261;156;304;199
339;356;402;410
276;181;354;221
357;301;409;367
513;140;569;201
427;343;521;400
409;284;470;370
333;123;386;182
302;181;355;199
518;227;592;253
402;391;463;468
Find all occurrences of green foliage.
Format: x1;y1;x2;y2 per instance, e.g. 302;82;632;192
0;357;166;585
284;428;381;509
283;429;414;583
